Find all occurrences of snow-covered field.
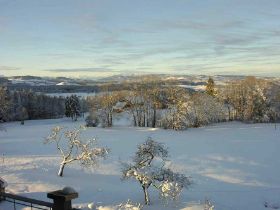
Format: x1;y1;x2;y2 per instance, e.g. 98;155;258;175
0;118;280;210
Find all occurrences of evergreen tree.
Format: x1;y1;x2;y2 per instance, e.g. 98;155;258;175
206;77;216;96
0;87;10;122
65;95;81;121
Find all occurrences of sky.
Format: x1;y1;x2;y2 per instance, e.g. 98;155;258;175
0;0;280;78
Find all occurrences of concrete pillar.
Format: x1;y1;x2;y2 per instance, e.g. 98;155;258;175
47;187;78;210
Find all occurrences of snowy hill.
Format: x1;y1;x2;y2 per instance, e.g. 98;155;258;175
8;78;57;86
0;118;280;210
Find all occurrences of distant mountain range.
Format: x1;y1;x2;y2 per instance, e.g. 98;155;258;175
0;74;279;89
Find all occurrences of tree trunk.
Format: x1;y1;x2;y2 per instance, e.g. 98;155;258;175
142;186;150;205
152;109;156;128
58;162;66;177
228;106;231;121
110;112;112;127
133;114;137;126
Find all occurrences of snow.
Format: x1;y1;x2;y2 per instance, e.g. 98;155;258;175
177;85;206;91
0;118;280;210
46;92;97;98
56;81;79;86
62;186;77;194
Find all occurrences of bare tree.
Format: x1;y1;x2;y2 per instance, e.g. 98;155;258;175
127;90;146;127
18;106;29;125
87;91;121;127
265;82;280;128
141;82;162;128
45;126;109;177
127;80;163;128
218;77;270;122
122;138;191;205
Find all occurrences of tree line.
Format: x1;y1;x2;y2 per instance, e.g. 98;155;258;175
86;76;280;130
0;88;65;124
1;76;279;128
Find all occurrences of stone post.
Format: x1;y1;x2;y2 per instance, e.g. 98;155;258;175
47;187;78;210
0;186;4;202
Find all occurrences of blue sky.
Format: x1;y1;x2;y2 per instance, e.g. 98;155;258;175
0;0;280;78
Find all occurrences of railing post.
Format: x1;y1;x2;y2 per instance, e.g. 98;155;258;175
47;187;78;210
0;187;4;202
0;178;7;202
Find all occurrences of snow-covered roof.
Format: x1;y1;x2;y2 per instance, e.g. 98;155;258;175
113;101;127;110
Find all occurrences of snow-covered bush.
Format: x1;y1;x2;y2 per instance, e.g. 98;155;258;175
85;113;100;127
122;138;191;205
204;199;215;210
45;126;109;177
117;200;143;210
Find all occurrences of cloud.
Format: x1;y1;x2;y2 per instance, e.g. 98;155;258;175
1;1;280;77
0;66;21;71
44;67;150;73
151;19;245;32
44;66;157;76
44;67;118;73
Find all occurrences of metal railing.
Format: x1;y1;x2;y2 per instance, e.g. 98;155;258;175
0;192;53;210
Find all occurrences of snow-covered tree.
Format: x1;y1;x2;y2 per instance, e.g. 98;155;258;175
218;77;271;122
160;87;189;130
45;126;109;177
266;83;280;123
186;93;226;127
65;95;81;121
122;138;191;205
